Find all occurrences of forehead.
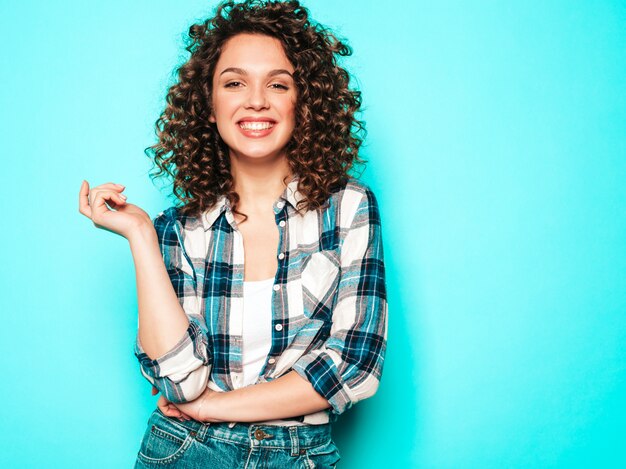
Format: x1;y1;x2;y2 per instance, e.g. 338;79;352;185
216;33;294;72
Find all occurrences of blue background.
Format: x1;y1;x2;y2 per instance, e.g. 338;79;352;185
1;0;625;467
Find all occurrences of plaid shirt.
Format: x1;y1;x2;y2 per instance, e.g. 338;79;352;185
134;176;388;426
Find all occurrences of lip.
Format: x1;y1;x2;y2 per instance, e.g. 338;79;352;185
237;117;277;123
237;119;276;138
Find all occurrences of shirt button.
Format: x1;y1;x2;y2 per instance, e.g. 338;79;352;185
273;284;280;291
276;201;285;209
275;324;283;331
279;220;286;227
268;358;276;364
278;252;285;260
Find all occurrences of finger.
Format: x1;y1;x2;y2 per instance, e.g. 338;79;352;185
91;187;127;202
175;409;189;420
157;400;175;417
159;406;177;418
84;181;126;203
79;180;92;218
165;403;187;420
163;405;183;419
157;396;178;416
79;180;126;212
151;386;158;396
91;189;128;212
94;192;126;212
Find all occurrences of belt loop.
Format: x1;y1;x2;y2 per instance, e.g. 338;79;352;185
196;422;210;442
289;426;300;457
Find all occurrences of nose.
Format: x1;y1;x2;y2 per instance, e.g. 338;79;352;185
244;83;269;110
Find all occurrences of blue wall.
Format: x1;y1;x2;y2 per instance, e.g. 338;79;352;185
1;1;624;467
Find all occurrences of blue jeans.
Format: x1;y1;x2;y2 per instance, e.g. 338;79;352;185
134;408;342;468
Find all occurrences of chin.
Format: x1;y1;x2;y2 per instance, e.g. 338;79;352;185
232;145;289;160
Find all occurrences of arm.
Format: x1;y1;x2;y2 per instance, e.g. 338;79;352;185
217;371;331;421
172;370;331;422
290;187;388;416
132;209;211;403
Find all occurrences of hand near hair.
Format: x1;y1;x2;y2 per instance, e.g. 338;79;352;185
78;180;153;240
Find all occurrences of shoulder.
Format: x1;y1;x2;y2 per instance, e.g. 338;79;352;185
152;206;207;260
152;205;203;235
329;177;380;207
336;177;375;196
327;177;382;227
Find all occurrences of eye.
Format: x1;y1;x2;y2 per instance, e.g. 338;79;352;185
224;81;242;88
271;83;289;90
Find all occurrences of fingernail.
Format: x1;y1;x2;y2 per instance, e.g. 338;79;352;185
120;194;127;199
116;184;125;188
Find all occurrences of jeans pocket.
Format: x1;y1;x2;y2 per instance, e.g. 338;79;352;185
304;438;342;468
136;410;194;465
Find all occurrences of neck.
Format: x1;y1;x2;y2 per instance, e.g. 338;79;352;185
230;152;294;211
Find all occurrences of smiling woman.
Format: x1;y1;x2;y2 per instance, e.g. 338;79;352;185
78;0;388;467
208;34;297;165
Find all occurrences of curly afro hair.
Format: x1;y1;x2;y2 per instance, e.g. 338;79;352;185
146;0;367;221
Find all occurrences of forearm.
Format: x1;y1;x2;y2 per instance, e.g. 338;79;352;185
128;224;190;360
207;371;331;422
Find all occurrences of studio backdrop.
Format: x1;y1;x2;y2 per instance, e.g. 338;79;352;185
1;0;625;467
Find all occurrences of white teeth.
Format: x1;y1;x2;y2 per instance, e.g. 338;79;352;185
239;121;274;130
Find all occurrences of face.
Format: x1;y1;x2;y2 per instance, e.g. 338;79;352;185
209;33;297;162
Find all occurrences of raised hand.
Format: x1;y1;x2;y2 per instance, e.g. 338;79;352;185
78;180;152;239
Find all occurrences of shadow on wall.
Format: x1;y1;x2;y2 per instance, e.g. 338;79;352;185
333;135;422;467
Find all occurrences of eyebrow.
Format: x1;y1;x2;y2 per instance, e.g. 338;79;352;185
219;67;294;78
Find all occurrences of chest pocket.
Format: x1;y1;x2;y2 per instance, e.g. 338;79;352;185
300;249;340;322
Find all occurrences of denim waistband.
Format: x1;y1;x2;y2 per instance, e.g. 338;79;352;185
150;408;332;456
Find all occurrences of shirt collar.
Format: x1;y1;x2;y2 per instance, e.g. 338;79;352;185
201;175;303;231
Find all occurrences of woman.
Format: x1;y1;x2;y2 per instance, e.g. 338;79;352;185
78;0;387;467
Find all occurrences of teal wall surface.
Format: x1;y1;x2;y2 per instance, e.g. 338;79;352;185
1;1;625;467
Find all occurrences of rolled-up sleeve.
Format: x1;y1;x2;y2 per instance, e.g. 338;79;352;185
291;187;388;416
134;208;211;403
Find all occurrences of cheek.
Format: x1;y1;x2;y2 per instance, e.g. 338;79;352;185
284;98;297;121
212;92;237;116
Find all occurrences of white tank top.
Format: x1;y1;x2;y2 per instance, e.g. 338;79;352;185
242;277;306;426
242;277;274;387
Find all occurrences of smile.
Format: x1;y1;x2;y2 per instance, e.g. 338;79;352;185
238;121;275;130
237;120;276;138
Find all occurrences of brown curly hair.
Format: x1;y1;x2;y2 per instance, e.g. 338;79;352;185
146;0;367;221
